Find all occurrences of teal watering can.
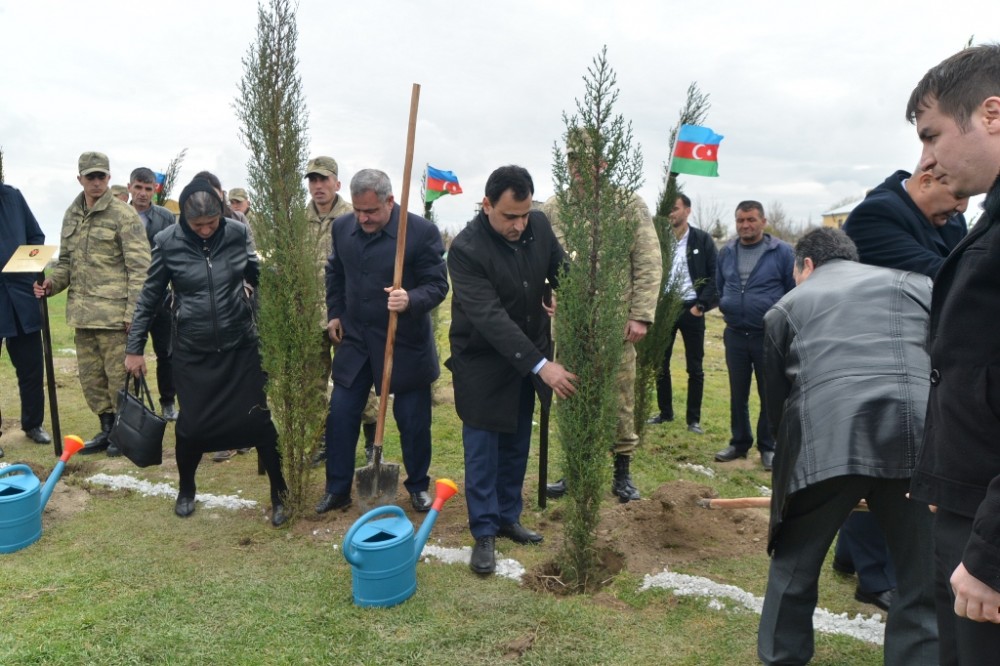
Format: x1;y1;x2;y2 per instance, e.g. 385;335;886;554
343;478;459;607
0;435;85;554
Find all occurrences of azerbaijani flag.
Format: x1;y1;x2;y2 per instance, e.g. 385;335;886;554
672;125;724;177
154;171;167;194
425;166;462;203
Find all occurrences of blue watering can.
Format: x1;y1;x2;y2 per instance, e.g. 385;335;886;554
343;478;459;607
0;435;85;554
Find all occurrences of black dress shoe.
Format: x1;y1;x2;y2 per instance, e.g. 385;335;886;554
687;422;704;435
545;478;567;499
271;503;289;527
315;492;351;514
646;414;673;425
470;535;496;574
410;491;432;512
498;522;543;545
24;426;52;444
761;451;775;471
175;495;196;518
79;431;111;455
714;445;748;462
855;586;894;612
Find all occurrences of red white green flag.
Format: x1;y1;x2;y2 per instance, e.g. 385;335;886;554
671;125;724;177
425;166;463;203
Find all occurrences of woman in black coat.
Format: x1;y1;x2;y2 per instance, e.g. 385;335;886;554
125;178;288;526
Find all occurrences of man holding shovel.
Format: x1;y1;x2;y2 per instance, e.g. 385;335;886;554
316;168;447;515
448;166;576;575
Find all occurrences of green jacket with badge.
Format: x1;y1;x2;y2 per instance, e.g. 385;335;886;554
50;190;151;329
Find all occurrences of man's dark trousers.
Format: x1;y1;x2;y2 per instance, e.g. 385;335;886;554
932;510;1000;665
324;360;431;496
149;303;175;405
656;306;705;424
463;377;535;538
1;328;45;430
724;327;774;453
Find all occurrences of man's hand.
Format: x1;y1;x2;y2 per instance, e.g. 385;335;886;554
624;319;648;343
543;292;557;318
327;318;343;344
951;562;1000;623
384;287;410;312
539;361;578;399
689;305;704;317
33;278;52;299
125;353;147;378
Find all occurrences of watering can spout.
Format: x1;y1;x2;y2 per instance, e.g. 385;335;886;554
413;478;459;560
39;435;85;509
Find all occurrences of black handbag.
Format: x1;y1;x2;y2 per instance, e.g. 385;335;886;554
109;373;166;468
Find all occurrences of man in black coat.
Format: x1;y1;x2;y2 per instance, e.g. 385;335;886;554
835;165;968;612
0;183;52;457
647;193;718;434
447;166;577;575
843;167;967;278
128;167;178;423
906;44;1000;663
316;169;448;515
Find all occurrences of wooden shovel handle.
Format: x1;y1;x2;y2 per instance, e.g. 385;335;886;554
373;83;421;453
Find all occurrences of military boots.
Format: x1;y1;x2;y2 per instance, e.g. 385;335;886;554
612;454;640;503
80;412;115;455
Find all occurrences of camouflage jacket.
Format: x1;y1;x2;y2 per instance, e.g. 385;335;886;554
308;194;353;327
50;190;150;329
542;191;662;323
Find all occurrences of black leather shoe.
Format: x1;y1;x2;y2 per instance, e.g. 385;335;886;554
832;557;855;576
687;422;704;435
106;442;122;457
410;491;432;512
161;402;178;422
855;587;894;612
24;426;52;444
470;535;496;574
546;478;567;499
714;445;749;462
646;414;673;425
271;503;289;527
80;430;110;455
175;495;196;518
498;522;543;545
761;451;775;471
315;492;351;514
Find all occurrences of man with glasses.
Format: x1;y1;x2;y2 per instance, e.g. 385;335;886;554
34;152;150;454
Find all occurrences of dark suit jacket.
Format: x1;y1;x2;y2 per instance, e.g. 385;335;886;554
325;204;448;394
684;225;719;311
0;185;45;337
447;210;564;433
843;170;967;279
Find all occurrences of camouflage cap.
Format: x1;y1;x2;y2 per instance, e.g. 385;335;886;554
110;184;129;197
304;156;338;178
228;187;249;202
566;127;594;156
78;151;110;175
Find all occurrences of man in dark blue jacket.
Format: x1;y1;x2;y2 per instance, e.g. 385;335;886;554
647;193;718;433
714;200;794;470
0;183;52;457
316;169;448;514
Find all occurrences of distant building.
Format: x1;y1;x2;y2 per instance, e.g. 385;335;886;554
821;198;864;229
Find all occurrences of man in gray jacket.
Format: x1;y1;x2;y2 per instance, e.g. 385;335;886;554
757;227;937;666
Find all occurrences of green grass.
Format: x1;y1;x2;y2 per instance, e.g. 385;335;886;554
0;295;882;665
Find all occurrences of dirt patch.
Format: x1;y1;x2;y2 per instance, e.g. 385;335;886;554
296;478;769;583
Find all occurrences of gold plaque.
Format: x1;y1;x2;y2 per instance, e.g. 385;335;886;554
2;245;58;274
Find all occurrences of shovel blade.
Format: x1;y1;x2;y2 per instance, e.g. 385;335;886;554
354;461;401;512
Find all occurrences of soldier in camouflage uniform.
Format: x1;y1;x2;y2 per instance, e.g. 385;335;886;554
543;132;662;503
304;156;378;464
35;152;151;454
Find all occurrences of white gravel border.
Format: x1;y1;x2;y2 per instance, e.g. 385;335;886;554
86;472;258;510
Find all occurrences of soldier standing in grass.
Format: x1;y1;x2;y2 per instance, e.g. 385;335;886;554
35;152;150;455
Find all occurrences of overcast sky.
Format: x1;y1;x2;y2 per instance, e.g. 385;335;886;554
0;1;991;243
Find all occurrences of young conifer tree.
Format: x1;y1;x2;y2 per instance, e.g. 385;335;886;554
634;83;711;438
550;47;643;589
235;0;323;518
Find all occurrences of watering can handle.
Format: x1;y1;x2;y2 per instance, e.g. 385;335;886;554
342;504;407;565
0;464;34;479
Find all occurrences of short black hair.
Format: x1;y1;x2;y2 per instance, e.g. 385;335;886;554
129;167;156;185
484;165;534;205
794;227;859;270
735;200;764;217
906;43;1000;131
676;193;691;208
